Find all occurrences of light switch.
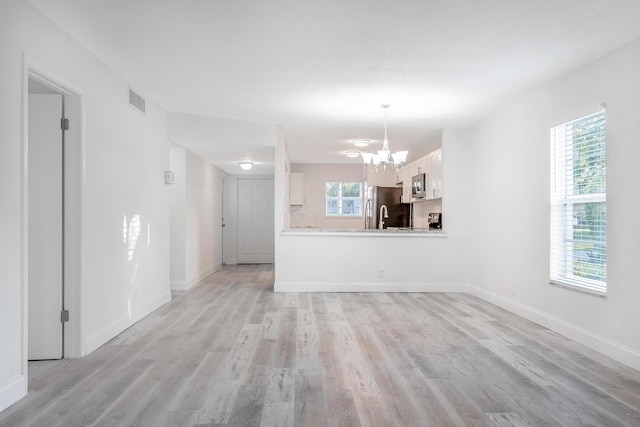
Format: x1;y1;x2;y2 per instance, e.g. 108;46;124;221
164;170;175;185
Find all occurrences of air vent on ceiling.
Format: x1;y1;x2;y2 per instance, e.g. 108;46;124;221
128;89;146;113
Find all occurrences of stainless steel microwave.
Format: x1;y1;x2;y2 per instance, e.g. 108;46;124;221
412;174;426;199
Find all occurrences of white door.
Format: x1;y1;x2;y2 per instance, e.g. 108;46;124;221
28;93;64;360
238;179;274;264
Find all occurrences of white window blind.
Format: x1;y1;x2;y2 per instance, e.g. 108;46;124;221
550;108;606;295
326;182;362;217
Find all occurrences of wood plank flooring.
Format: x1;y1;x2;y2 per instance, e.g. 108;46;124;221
2;264;640;426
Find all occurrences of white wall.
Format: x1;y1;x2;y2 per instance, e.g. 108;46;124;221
274;125;289;282
185;150;225;283
169;147;186;285
365;166;396;187
0;1;171;410
170;147;226;290
466;37;640;370
289;164;365;229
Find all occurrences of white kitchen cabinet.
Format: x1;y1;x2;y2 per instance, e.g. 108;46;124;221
426;148;442;199
397;162;416;203
400;168;411;203
415;155;428;175
289;172;304;205
393;147;443;203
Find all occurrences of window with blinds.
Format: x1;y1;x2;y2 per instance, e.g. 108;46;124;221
550;108;606;295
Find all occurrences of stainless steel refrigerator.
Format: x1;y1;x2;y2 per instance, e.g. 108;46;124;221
365;186;410;229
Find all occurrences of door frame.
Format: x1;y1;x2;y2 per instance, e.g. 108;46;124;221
22;56;85;379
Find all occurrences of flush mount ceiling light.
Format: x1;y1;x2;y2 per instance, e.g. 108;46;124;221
238;161;253;170
352;139;370;148
361;104;408;173
345;150;361;158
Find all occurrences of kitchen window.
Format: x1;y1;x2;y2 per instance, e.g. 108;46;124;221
550;108;606;295
326;181;361;217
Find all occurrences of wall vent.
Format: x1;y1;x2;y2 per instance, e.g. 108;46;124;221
128;89;146;113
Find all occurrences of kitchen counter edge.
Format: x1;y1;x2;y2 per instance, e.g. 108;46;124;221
281;228;447;237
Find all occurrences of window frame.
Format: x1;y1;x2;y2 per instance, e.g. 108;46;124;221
325;181;362;218
549;108;607;296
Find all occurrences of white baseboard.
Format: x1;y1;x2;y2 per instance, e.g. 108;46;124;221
0;375;26;413
170;264;221;291
85;290;171;354
469;285;640;372
274;281;469;293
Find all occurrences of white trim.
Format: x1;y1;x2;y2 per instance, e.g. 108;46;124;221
170;264;221;291
469;285;640;372
549;108;607;294
19;57;29;417
25;59;86;359
20;57;86;408
274;281;469;293
85;291;171;354
0;376;27;413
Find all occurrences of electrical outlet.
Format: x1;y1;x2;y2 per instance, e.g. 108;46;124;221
378;269;384;278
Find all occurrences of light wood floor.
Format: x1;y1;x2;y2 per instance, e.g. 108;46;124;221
2;264;640;426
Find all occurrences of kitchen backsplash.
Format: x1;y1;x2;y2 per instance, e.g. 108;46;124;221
412;199;442;229
290;206;317;228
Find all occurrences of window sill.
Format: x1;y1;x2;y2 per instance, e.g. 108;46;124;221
549;280;607;298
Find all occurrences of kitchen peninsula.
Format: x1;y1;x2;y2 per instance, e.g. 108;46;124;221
276;136;470;294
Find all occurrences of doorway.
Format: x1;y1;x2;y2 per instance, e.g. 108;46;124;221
24;65;84;365
237;179;274;264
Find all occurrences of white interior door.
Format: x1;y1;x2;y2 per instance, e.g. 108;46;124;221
28;93;64;360
237;179;274;264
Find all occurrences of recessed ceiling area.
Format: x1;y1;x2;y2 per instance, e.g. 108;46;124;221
27;0;640;171
171;139;275;175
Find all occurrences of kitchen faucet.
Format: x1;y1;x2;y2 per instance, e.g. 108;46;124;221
365;199;372;229
379;204;389;229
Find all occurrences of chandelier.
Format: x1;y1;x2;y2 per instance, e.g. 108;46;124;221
361;104;408;172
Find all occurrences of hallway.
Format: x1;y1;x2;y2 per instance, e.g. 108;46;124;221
1;264;640;426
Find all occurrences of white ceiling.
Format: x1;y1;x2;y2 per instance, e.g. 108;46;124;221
28;0;640;173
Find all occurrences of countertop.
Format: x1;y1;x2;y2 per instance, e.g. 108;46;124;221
282;227;447;237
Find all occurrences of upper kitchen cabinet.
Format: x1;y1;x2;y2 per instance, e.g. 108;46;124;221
415;155;429;176
289;172;304;205
426;148;443;199
399;165;413;203
397;147;443;202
